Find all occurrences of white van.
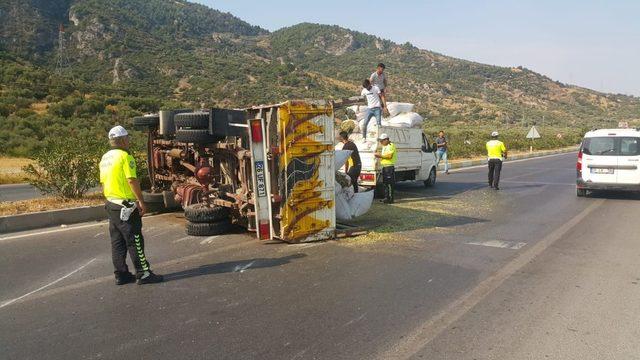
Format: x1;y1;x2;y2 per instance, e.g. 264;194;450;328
346;126;438;194
577;128;640;196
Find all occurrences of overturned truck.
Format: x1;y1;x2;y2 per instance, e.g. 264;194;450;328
134;100;362;243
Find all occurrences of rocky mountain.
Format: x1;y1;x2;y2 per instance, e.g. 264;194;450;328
0;0;639;155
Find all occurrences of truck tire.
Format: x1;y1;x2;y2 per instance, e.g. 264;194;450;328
142;191;164;203
133;115;160;128
175;129;221;144
424;167;437;187
142;191;165;213
374;183;385;199
185;220;231;236
184;203;229;223
174;112;209;129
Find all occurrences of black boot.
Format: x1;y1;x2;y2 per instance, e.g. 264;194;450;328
136;270;164;285
115;271;136;285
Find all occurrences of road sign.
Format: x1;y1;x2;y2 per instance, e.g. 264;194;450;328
526;126;541;139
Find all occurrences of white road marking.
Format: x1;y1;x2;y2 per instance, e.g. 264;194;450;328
93;232;104;238
0;213;172;242
200;236;220;245
0;222;108;242
0;258;97;310
233;261;255;273
172;236;195;243
466;240;527;250
376;198;605;360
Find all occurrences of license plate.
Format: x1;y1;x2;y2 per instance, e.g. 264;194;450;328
255;161;267;197
591;168;614;174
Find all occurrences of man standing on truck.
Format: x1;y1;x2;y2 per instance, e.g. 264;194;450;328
375;133;397;203
370;63;388;113
99;125;163;285
486;131;507;190
339;131;362;193
435;130;450;175
360;79;384;138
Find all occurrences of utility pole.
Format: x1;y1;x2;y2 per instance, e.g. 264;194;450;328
55;24;70;75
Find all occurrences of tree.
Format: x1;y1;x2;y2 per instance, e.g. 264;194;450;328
23;132;107;199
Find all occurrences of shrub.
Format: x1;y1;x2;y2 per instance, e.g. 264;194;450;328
23;132;108;199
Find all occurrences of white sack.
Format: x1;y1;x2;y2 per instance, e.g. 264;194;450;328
386;102;415;117
388;112;423;128
348;190;374;218
335;185;354;221
347;105;369;122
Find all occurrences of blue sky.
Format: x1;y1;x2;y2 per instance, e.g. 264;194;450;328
195;0;640;96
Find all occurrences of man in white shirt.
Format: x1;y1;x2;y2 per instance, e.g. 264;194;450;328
360;79;383;138
370;63;388;113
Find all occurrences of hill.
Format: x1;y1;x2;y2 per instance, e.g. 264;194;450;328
0;0;639;156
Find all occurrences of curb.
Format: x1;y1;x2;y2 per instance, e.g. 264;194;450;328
0;205;106;234
437;147;577;171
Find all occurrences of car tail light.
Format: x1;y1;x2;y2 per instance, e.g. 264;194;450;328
250;119;263;143
258;220;270;240
577;150;582;172
359;173;375;182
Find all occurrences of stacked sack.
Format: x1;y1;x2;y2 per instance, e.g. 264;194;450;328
347;102;424;134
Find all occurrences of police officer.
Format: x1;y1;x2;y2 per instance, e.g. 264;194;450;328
374;133;397;203
99;125;163;285
486;131;507;190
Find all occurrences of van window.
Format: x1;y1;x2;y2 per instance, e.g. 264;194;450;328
582;137;616;156
620;137;640;156
582;137;640;156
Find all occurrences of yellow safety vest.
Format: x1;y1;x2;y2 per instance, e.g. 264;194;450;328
486;140;506;159
380;143;397;166
99;149;137;200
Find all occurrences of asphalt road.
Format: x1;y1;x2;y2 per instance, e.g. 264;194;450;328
2;152;638;360
0;183;42;202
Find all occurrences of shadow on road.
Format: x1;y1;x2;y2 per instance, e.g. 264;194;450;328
395;180;488;200
163;253;307;282
587;190;640;201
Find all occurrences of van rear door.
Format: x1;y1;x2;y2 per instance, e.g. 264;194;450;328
581;136;618;184
615;137;640;184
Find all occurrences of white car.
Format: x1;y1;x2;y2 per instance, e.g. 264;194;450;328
577;128;640;196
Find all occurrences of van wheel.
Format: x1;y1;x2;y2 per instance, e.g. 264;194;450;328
576;188;587;197
185;220;232;236
424;167;437;187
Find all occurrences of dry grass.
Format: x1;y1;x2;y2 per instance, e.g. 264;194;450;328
0;157;33;184
0;193;104;216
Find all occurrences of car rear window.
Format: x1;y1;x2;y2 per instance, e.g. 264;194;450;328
582;137;640;156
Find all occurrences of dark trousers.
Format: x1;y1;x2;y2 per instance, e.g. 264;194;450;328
105;202;150;276
382;166;395;203
488;159;503;188
347;164;361;193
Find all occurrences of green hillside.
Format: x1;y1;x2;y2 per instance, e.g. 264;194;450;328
0;0;639;156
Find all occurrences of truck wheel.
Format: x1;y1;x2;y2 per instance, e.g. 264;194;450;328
175;129;222;144
133;115;160;129
174;112;209;129
142;191;165;213
424;167;437;187
185;220;231;236
374;183;385;199
184;203;230;223
576;188;587;197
